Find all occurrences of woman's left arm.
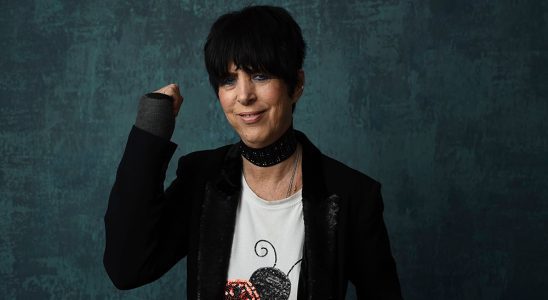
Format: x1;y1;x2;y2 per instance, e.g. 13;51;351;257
348;181;403;299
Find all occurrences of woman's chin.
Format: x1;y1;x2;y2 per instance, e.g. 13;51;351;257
237;123;291;149
239;131;270;149
241;138;266;149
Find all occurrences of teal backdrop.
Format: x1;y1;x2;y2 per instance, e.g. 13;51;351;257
1;0;547;299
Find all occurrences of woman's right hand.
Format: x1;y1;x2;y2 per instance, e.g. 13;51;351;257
154;83;184;117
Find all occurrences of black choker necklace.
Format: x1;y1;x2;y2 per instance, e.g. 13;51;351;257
238;127;298;167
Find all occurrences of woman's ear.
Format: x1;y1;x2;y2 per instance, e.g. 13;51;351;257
292;69;305;103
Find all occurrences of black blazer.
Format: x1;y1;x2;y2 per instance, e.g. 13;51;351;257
104;125;402;299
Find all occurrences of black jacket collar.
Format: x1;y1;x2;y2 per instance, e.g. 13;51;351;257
195;130;340;299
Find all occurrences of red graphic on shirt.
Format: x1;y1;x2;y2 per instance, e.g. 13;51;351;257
225;240;302;300
225;279;260;299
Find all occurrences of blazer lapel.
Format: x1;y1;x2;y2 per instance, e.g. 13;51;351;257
296;130;341;299
195;143;242;299
194;130;341;299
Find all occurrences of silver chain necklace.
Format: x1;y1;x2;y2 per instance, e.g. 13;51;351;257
286;146;301;197
243;145;301;199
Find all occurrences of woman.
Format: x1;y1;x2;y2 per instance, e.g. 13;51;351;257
104;5;402;299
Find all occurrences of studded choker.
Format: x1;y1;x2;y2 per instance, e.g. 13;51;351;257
238;126;298;167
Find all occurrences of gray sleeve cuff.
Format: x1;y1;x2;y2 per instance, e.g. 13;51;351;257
134;93;175;140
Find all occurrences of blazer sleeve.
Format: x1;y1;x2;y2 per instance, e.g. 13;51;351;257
349;181;403;299
103;125;190;290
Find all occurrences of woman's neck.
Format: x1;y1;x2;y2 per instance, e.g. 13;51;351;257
242;143;302;201
238;124;297;167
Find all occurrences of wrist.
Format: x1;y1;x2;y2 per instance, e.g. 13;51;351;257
134;93;175;140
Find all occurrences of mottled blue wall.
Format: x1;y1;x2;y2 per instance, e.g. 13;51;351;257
1;0;547;299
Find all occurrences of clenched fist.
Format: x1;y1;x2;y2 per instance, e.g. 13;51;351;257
154;83;184;117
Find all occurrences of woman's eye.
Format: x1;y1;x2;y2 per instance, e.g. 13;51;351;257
220;76;236;86
253;74;270;81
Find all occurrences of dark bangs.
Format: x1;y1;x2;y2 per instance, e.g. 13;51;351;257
204;5;306;95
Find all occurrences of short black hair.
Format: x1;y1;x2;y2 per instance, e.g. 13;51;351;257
204;5;306;98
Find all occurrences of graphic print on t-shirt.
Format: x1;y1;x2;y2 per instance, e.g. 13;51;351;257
225;240;302;300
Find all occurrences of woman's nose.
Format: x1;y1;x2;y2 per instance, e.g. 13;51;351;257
236;79;256;105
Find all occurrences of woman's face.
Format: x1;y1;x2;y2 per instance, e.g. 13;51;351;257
218;63;302;149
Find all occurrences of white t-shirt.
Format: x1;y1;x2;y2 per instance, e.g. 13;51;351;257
225;174;305;300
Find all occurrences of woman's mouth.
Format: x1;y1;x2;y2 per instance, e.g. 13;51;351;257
238;110;265;124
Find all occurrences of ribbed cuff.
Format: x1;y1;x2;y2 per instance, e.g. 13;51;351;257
134;93;175;140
